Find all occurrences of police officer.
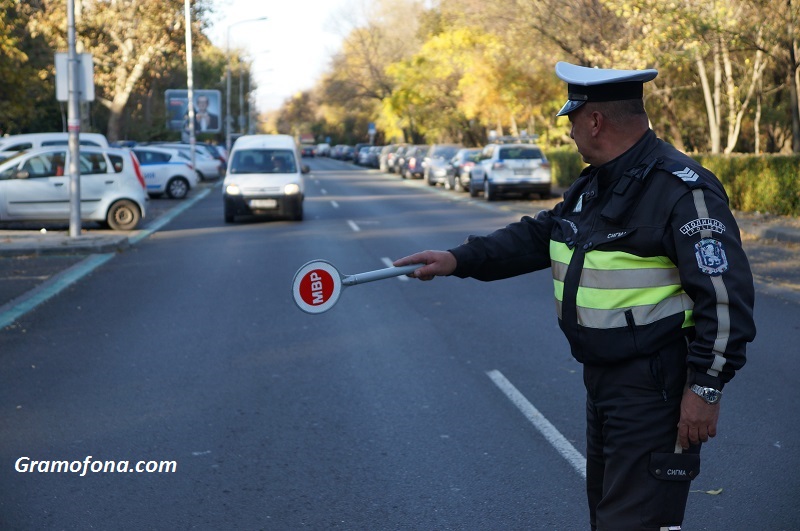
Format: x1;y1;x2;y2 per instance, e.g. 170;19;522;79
394;62;756;530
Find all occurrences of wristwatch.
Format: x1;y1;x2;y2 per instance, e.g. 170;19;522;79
690;384;723;405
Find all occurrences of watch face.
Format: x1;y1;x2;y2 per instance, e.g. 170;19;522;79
692;384;721;404
703;388;721;403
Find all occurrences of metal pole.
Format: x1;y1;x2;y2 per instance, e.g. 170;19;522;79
225;17;267;153
225;26;232;153
67;0;81;238
185;0;196;172
238;63;244;134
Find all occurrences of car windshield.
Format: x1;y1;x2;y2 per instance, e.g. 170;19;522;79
499;147;543;160
230;149;297;174
433;146;460;159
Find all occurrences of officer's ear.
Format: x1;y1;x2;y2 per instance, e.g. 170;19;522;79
589;110;605;137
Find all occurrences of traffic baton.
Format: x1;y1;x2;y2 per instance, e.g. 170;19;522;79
292;259;424;314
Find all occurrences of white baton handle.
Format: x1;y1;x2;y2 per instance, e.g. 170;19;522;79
342;263;424;286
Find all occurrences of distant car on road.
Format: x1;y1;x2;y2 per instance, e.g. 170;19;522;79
445;148;482;192
423;144;462;186
223;134;309;222
132;146;198;199
470;143;552;200
150;143;223;181
398;145;429;179
300;145;316;157
0;146;147;230
0;132;109;153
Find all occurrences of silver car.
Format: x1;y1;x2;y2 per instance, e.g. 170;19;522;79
470;143;552;201
0;146;147;230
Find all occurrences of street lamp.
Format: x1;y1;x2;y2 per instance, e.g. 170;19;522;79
226;16;267;153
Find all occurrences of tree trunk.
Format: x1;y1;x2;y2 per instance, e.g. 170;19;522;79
696;51;721;153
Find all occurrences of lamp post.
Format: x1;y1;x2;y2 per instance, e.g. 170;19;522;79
226;16;267;153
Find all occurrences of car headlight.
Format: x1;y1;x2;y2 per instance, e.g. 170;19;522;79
225;183;241;195
284;183;301;195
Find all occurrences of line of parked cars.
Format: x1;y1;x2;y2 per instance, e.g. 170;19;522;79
0;132;230;231
315;136;552;201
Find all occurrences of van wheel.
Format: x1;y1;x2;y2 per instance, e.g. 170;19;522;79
106;200;141;230
224;206;235;223
166;177;189;199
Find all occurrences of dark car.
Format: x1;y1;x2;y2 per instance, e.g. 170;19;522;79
300;144;316;157
352;143;372;165
446;148;482;192
423;144;462;186
388;144;410;174
379;144;406;173
398;145;429;179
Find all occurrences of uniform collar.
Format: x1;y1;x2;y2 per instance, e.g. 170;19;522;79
593;129;659;186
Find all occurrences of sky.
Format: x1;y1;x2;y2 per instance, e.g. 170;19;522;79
205;0;355;115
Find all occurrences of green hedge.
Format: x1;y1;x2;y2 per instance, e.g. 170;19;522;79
693;154;800;216
546;148;800;216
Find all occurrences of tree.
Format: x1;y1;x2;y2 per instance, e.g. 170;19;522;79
27;0;215;142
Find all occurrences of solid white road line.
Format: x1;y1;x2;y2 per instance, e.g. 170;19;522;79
347;220;360;232
487;369;587;479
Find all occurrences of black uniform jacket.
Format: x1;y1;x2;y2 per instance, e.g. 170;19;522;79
449;130;756;389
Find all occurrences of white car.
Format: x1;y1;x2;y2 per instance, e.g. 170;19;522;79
0;146;147;230
469;143;552;200
132;146;198;199
0;132;109;153
223;134;308;222
151;143;223;181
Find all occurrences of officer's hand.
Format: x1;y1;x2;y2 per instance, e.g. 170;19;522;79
677;387;720;450
393;251;456;281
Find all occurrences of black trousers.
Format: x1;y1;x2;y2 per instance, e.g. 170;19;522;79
583;340;701;531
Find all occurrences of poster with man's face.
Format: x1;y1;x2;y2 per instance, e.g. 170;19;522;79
165;89;222;133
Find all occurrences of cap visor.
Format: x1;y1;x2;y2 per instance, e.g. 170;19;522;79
557;99;585;117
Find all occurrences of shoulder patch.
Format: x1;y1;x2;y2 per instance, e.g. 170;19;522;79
660;161;707;189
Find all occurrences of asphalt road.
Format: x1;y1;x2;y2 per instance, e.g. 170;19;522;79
0;158;798;530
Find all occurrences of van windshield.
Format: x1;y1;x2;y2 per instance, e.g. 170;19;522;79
230;149;297;174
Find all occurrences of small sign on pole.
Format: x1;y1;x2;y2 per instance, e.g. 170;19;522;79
55;53;95;102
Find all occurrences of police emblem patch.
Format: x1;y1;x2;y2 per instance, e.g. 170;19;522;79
694;238;729;275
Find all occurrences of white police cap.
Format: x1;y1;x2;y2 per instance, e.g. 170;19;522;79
555;61;658;117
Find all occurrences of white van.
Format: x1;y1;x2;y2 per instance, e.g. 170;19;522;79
222;134;308;222
0;132;109;153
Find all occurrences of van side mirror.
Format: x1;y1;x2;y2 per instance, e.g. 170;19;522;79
301;164;310;174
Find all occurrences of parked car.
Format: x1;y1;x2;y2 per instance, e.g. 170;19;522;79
222;134;308;222
0;132;109;153
316;143;331;157
398;145;429;179
423;144;462;186
150;143;223;181
388;145;410;174
364;145;382;168
132;145;198;199
353;143;371;165
196;141;228;170
469;143;552;200
0;146;147;230
446;148;482;192
379;144;405;173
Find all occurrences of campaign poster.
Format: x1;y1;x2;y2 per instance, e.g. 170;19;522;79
165;89;222;133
